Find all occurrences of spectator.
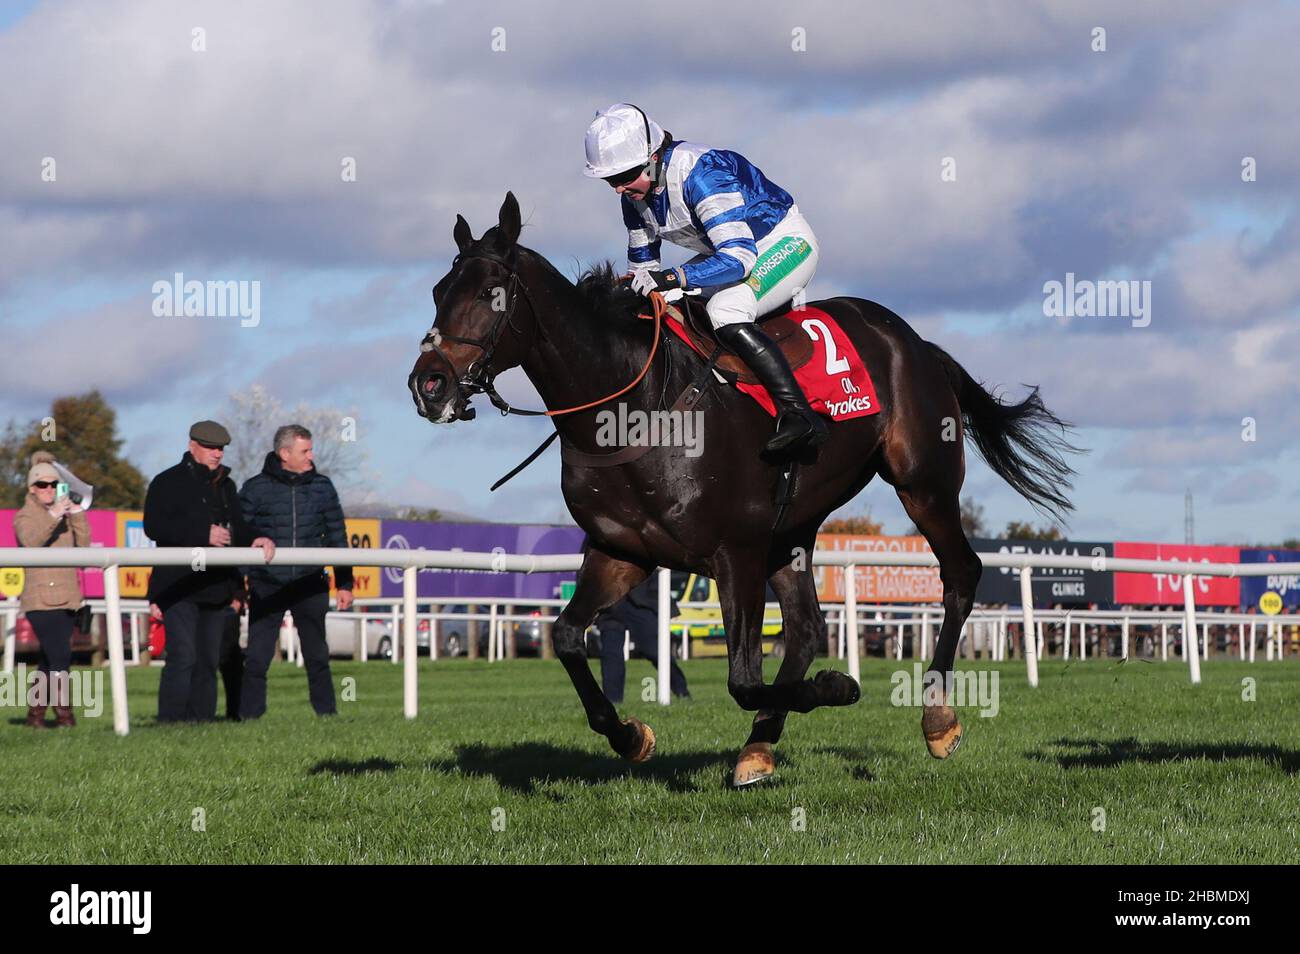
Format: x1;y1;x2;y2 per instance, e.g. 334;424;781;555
13;452;89;728
596;572;689;704
144;421;275;722
219;593;245;720
146;592;244;719
237;424;353;719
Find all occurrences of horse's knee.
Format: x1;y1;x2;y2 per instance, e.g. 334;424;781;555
551;621;587;662
728;680;763;711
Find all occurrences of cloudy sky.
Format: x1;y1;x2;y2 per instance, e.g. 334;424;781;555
1;0;1296;543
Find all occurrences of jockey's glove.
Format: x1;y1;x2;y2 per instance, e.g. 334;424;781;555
630;268;689;298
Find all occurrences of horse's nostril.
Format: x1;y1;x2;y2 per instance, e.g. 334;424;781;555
423;376;443;396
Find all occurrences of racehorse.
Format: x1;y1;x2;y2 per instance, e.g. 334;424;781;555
409;192;1078;785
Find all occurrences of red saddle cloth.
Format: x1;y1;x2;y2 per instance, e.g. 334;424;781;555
662;305;881;420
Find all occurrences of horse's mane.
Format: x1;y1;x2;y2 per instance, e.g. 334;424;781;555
572;261;647;323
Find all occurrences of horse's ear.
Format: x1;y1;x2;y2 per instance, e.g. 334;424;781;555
496;191;521;248
453;214;473;253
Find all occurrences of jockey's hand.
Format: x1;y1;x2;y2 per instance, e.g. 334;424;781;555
630;268;688;298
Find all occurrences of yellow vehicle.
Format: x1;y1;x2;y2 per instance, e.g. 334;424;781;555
668;572;784;657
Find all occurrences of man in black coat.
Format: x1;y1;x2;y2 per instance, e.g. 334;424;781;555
238;424;353;719
145;421;275;722
596;571;690;704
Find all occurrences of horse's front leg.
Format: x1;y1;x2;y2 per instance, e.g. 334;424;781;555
713;546;780;786
716;546;860;786
552;546;654;761
744;558;825;750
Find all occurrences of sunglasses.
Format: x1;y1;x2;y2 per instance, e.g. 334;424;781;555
603;163;650;189
32;481;58;489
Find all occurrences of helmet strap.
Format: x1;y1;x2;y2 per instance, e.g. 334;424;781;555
648;132;670;187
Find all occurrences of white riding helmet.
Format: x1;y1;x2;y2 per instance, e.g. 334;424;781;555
583;103;665;179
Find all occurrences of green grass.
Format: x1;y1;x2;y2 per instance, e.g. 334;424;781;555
2;656;1298;863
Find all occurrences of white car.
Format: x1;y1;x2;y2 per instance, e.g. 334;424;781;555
321;613;395;660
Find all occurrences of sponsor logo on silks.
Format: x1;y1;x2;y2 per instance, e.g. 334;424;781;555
823;394;873;416
745;237;810;298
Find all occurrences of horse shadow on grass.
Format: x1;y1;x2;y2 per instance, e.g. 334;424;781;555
309;757;401;776
427;741;885;795
1028;737;1300;775
803;744;883;782
427;742;739;796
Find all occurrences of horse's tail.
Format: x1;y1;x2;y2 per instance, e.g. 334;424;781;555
928;342;1082;523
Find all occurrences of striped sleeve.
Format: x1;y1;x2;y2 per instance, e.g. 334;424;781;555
680;156;757;287
622;195;661;272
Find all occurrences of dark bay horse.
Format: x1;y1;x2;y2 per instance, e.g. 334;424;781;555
409;192;1078;785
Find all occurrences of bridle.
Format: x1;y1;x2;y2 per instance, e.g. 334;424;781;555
419;249;667;419
419;246;540;418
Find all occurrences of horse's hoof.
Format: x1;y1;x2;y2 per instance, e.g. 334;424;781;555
618;717;656;763
922;706;963;760
732;742;775;787
814;669;861;706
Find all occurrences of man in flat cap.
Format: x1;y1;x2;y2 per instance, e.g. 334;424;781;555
144;421;275;722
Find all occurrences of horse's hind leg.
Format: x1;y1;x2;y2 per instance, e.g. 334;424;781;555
552;546;654;761
894;483;981;759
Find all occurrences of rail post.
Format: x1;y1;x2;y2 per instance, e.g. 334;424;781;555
657;567;671;705
3;606;16;673
104;566;130;736
403;566;418;719
845;563;860;685
1182;574;1201;685
1020;566;1039;688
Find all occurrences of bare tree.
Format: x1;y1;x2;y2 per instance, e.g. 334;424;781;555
221;385;373;496
221;385;279;486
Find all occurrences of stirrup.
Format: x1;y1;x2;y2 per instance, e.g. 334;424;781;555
765;410;828;456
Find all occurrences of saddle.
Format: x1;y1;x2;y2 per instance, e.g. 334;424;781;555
667;295;813;384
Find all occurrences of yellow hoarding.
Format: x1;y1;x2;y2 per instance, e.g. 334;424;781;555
334;518;380;598
116;510;153;598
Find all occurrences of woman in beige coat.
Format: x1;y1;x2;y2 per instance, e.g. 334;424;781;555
13;452;89;728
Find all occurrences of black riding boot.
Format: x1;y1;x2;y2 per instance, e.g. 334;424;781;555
715;322;829;457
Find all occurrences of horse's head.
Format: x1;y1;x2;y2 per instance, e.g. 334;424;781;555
409;191;536;423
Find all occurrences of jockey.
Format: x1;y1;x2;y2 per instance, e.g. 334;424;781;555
583;103;829;458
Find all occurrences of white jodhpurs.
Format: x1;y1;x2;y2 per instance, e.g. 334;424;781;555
691;206;819;330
